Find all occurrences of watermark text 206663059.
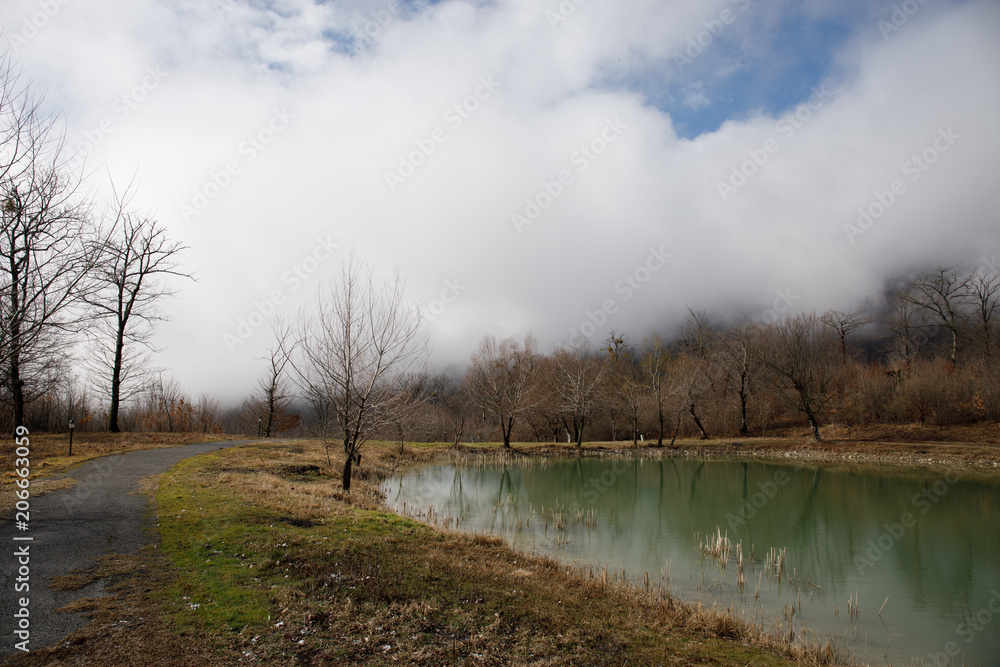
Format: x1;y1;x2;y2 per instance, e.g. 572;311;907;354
12;426;33;653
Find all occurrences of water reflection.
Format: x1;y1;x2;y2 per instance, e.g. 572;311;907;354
385;457;1000;665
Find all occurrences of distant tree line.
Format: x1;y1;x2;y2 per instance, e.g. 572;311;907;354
393;263;1000;447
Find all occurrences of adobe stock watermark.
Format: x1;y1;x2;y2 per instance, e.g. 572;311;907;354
672;0;752;73
725;468;791;530
423;279;467;323
60;457;117;516
349;0;402;49
68;66;168;172
7;0;72;52
927;590;1000;666
180;108;295;223
512;117;628;234
546;0;588;32
567;457;632;514
223;236;339;352
212;0;237;20
384;74;501;192
979;253;999;278
878;0;931;41
755;288;800;323
853;470;960;574
716;83;835;202
567;245;672;341
843;126;959;244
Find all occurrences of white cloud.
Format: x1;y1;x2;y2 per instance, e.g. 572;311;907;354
1;0;997;403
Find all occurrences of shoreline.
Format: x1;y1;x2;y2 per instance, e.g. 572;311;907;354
426;435;1000;476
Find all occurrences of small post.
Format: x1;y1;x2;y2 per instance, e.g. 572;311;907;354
257;416;262;438
68;419;76;456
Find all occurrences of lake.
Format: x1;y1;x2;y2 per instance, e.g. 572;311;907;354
384;455;1000;666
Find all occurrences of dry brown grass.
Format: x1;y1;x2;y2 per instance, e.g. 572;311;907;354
4;440;850;666
15;429;990;665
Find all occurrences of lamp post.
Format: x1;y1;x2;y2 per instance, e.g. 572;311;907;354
257;416;262;438
68;419;75;456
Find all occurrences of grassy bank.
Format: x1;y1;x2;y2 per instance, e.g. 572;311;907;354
152;440;841;665
6;439;842;666
13;428;999;665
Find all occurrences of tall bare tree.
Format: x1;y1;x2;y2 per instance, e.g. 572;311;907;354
550;338;606;447
969;271;1000;362
466;334;538;448
757;314;842;441
883;289;925;376
0;56;97;431
290;255;427;491
428;372;472;447
820;307;870;364
604;332;643;444
86;185;190;432
719;320;758;436
250;327;297;438
903;267;971;368
641;334;675;447
676;309;719;439
196;394;221;434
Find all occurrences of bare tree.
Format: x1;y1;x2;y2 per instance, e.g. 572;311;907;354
820;307;869;364
289;255;427;491
903;267;971;367
0;56;98;431
196;394;221;434
757;314;842;441
550;338;606;447
719;320;758;436
604;332;643;444
86;184;190;432
466;334;538;448
969;272;1000;362
884;289;925;376
428;372;472;447
672;352;711;440
385;372;431;452
247;323;298;438
641;334;675;447
676;309;718;439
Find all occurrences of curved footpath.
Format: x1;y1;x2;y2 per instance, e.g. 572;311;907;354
0;440;254;662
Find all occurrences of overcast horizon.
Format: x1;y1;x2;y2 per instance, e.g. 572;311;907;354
2;0;998;405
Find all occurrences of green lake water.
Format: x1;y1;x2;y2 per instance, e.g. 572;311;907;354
384;456;1000;665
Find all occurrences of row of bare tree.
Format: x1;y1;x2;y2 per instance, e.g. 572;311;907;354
222;257;997;491
436;263;998;449
0;54;189;435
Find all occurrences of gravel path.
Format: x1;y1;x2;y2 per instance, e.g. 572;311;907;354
0;440;254;660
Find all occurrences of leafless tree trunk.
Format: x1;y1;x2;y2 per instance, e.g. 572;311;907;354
969;272;999;362
641;334;675;447
820;307;869;365
248;323;298;438
428;372;471;448
551;338;605;447
0;55;98;432
902;267;971;368
720;320;759;436
196;394;221;434
757;314;842;441
604;332;643;444
289;254;427;491
466;334;538;448
86;182;190;432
